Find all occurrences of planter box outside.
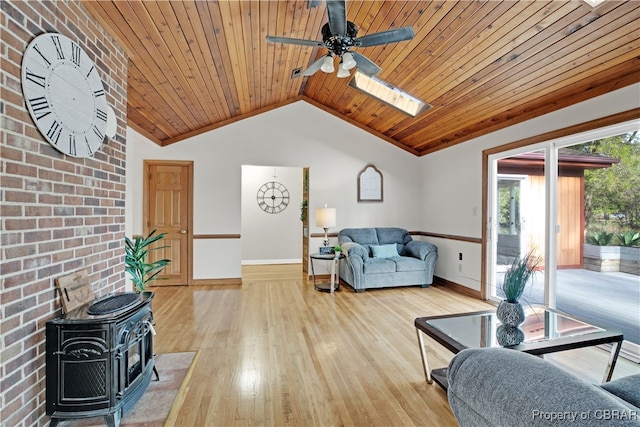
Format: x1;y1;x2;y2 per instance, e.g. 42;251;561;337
620;246;640;275
583;244;640;275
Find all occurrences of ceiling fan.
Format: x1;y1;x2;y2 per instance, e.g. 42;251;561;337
266;0;414;78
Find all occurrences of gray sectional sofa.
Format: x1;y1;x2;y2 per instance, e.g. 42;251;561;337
337;227;437;292
448;347;640;426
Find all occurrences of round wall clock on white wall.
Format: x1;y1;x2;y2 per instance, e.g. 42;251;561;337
257;181;290;214
21;33;109;157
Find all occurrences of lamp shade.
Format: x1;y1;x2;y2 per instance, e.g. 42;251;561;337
342;52;357;70
336;63;351;78
316;207;336;228
320;55;335;73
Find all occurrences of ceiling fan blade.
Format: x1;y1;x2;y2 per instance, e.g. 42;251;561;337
354;26;415;47
301;56;327;77
351;52;381;76
265;36;324;47
326;0;347;35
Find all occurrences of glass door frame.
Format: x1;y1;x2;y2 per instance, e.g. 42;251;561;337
485;119;639;307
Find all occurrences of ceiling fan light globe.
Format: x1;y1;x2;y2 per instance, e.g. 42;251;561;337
336;63;351;78
321;55;335;73
342;52;357;70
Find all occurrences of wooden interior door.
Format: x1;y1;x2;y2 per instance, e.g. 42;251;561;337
144;161;193;286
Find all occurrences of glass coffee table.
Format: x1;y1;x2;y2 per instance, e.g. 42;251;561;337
414;305;623;390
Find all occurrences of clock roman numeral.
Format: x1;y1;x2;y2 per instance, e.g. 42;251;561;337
92;125;104;141
85;136;95;155
46;121;62;144
69;135;77;156
25;70;46;88
28;97;52;120
96;109;107;121
51;35;64;60
86;65;94;78
94;89;105;97
32;44;51;67
71;42;81;66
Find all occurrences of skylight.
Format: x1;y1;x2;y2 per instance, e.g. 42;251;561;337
583;0;605;7
349;71;431;117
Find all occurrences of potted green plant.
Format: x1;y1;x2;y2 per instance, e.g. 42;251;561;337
497;249;542;327
125;229;171;292
333;244;343;258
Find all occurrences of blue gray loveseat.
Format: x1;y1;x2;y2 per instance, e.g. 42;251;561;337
337;227;437;292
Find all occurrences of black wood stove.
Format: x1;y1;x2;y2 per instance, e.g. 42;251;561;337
46;292;155;427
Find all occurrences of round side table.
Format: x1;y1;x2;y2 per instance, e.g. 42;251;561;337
309;253;345;292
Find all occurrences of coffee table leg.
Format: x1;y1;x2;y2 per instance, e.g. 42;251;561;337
416;328;433;384
603;340;622;383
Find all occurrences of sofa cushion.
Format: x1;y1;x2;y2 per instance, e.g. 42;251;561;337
393;256;426;272
600;374;640;407
376;227;411;254
340;228;379;245
364;258;396;274
371;244;399;258
376;227;411;245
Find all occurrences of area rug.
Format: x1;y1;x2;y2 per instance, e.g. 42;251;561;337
56;351;197;427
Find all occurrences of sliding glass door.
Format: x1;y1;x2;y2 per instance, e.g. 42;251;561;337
486;120;639;358
488;149;546;304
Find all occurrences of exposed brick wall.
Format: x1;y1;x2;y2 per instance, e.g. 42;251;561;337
1;1;127;425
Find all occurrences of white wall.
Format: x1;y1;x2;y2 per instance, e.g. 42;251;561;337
241;165;302;264
420;83;640;292
126;100;421;279
126;85;639;285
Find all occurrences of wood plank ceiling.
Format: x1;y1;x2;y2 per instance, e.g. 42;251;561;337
84;0;640;156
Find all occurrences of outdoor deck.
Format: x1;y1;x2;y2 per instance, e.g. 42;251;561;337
520;269;640;346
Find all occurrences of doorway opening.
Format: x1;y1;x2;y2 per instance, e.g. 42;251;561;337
240;165;304;266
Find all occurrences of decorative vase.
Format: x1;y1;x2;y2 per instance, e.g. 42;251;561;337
496;300;525;327
496;325;525;346
334;251;341;259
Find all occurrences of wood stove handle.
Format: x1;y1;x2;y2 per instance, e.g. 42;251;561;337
116;348;125;400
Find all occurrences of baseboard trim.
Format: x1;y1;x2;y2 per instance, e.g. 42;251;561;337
242;259;302;265
433;276;483;299
192;278;242;286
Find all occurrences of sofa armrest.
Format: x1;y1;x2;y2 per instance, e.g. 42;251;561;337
342;242;369;263
448;348;639;427
404;240;437;261
340;242;368;290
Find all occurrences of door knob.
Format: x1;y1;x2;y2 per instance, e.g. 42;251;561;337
180;230;187;234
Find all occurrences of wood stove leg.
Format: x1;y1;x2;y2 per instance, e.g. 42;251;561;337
49;417;60;427
104;410;121;427
153;353;160;381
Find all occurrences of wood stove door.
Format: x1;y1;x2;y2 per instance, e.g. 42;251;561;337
116;310;153;397
46;323;113;414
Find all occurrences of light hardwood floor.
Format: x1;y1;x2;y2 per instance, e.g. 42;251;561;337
151;264;639;427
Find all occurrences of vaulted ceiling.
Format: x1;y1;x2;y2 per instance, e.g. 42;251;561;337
84;0;640;156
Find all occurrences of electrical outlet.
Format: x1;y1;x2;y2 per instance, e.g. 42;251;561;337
459;252;463;261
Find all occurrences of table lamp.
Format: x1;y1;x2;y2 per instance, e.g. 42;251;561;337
316;205;336;247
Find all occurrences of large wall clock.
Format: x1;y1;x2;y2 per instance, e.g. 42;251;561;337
257;181;290;214
21;33;108;158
